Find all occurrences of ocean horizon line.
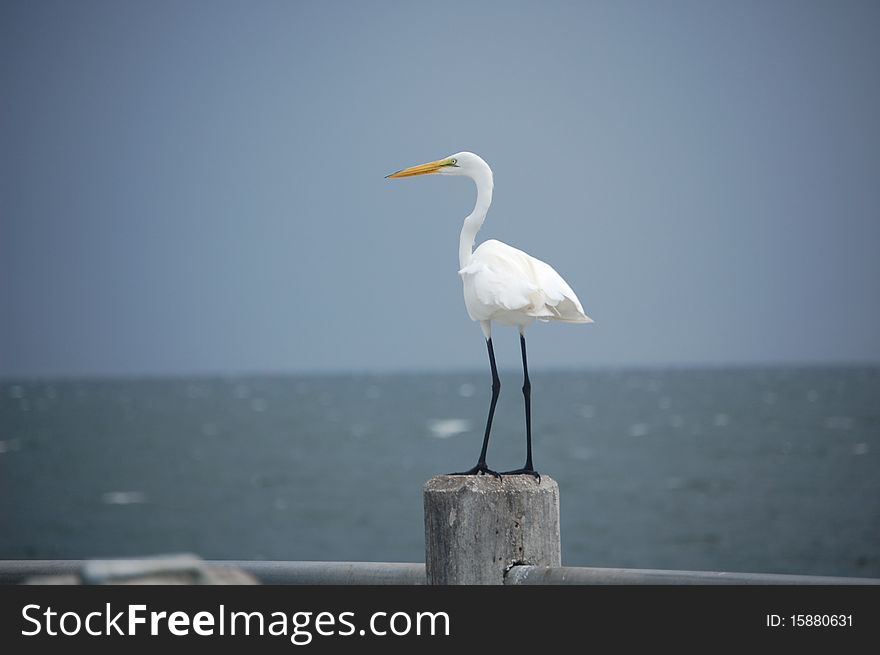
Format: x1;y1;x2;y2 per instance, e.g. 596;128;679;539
2;359;879;385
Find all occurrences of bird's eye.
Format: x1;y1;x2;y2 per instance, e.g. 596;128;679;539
450;158;457;166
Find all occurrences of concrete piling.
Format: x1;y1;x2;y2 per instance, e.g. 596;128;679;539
423;474;561;585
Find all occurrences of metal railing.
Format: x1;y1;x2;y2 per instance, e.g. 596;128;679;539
504;565;880;585
2;560;878;585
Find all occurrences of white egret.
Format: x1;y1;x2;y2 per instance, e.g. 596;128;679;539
386;152;592;480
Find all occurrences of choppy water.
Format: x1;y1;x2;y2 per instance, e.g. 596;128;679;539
1;367;878;578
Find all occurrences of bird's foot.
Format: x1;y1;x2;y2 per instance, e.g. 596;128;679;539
500;467;541;483
449;463;502;479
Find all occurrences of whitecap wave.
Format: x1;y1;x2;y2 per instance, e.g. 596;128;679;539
427;418;471;439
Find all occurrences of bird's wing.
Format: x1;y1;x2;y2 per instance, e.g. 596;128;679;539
459;240;538;312
529;256;592;323
461;240;592;323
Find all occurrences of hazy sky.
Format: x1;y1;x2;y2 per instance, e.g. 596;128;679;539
2;0;879;378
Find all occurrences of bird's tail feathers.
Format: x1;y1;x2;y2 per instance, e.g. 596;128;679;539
535;296;593;324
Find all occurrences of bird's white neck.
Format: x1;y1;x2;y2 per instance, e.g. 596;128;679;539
459;163;494;269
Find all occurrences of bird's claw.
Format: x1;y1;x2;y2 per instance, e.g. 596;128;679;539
500;468;541;483
449;463;502;480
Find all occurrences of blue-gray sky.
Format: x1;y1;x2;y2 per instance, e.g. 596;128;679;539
2;0;879;378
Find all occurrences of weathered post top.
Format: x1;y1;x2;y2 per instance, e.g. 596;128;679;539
423;475;561;585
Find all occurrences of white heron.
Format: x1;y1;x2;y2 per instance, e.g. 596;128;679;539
386;152;592;480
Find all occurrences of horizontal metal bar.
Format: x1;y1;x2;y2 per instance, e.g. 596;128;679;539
219;561;427;585
505;565;880;585
0;560;427;585
2;560;878;585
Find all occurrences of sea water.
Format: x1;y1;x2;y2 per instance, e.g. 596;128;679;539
1;367;878;577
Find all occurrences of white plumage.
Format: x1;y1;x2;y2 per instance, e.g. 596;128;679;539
460;238;591;328
386;151;592;478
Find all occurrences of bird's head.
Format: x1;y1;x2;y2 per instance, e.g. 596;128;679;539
385;151;489;179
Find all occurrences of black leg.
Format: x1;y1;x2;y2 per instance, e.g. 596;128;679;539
502;333;540;481
450;338;501;479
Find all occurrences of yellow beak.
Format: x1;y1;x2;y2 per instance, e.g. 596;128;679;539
385;157;452;179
